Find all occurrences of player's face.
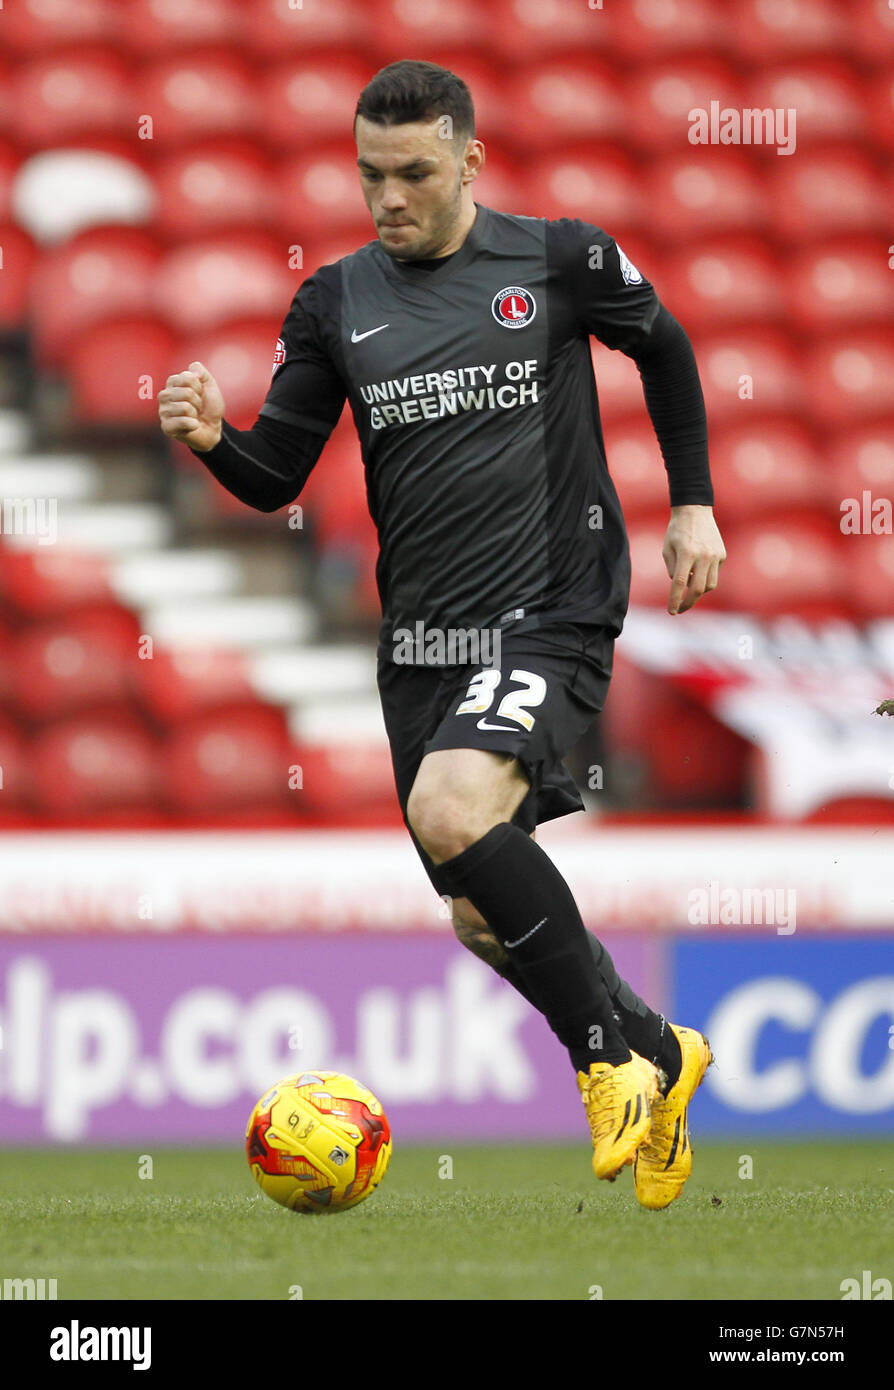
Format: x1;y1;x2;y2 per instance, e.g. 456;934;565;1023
355;116;476;260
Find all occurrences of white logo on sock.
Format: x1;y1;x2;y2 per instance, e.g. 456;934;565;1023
504;917;547;949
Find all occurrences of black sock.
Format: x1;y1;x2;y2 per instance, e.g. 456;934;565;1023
589;935;683;1091
438;822;631;1073
490;929;682;1090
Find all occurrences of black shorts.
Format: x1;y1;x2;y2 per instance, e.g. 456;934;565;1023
376;622;614;896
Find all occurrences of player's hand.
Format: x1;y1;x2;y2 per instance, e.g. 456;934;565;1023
157;361;224;452
662;504;726;615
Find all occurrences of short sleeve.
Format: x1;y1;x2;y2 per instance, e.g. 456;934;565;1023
548;219;662;355
259;274;347;437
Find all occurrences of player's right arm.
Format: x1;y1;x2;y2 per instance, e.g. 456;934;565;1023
158;274;347;513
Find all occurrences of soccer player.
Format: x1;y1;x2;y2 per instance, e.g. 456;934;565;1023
158;60;725;1206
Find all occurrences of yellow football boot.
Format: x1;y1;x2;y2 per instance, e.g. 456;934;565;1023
633;1025;712;1210
577;1053;659;1181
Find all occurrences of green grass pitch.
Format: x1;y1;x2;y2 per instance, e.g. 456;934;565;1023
1;1142;891;1301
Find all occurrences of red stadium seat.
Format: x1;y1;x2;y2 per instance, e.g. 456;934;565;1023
627;514;675;609
0;61;9;140
172;318;287;434
851;533;894;620
805;796;894;828
135;648;255;725
66;315;177;426
596;0;730;61
767;149;889;241
275;145;371;236
709;418;825;521
0;142;22;221
365;0;496;60
0;618;15;713
30;713;160;817
840;0;894;65
469;142;534;219
29;227;161;371
623;59;744;154
660;237;784;331
713;514;850;619
299;231;376;275
7;606;140;724
245;0;374;57
826;423;894;516
692;328;804;424
728;0;848;62
643;152;770;244
0;548;113;619
803;334;894;428
487;0;620;60
1;0;121;53
0;224;38;332
603;417;669;521
604;655;750;807
590;341;647;421
784;237;894;333
154;234;298;335
298;741;399;820
7;49;132;147
525;147;648;232
0;714;29;810
136;53;259;148
152;142;278;240
866;71;894;152
353;528;382;621
163;706;299;815
301;420;369;545
750;61;868;148
504;58;627;153
125;0;247;55
259;58;373;151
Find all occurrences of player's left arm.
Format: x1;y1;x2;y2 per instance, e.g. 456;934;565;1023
554;220;726;614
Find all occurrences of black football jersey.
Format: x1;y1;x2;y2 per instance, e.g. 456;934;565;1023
233;202;710;650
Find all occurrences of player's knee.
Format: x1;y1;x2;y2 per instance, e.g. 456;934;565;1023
406;785;482;863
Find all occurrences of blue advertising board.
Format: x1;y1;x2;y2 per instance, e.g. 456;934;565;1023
673;936;894;1134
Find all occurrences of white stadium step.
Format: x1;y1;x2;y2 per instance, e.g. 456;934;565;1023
0;502;172;552
141;596;316;648
0;411;31;455
250;644;376;704
288;695;388;745
0;454;100;500
110;549;243;605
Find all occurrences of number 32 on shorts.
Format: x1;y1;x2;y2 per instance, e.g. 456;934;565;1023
455;668;547;731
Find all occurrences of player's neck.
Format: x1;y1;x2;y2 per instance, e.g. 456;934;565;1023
433;200;479;258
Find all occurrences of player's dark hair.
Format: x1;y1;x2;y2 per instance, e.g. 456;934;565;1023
354;60;475;145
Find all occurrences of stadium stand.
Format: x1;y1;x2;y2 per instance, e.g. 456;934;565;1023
0;0;892;825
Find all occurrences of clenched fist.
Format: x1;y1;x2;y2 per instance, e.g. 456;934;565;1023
158;360;224;452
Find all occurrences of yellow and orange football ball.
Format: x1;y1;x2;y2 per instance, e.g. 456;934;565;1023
246;1071;392;1213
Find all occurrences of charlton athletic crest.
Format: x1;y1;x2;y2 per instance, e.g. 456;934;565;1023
492;286;536;329
272;337;286;374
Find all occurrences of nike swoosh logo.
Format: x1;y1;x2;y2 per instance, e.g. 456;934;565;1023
505;917;548;949
351;324;389;342
476;718;517;732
